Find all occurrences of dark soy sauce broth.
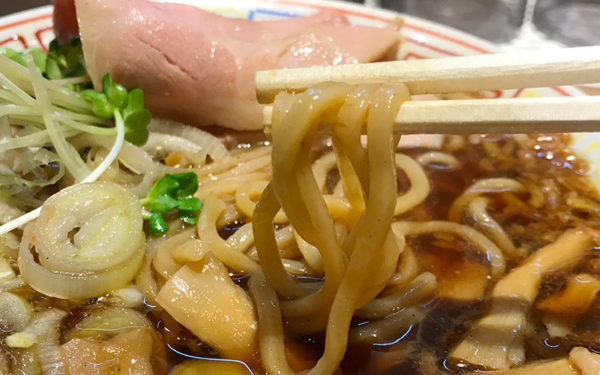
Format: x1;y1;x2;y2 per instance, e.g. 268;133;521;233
57;134;600;374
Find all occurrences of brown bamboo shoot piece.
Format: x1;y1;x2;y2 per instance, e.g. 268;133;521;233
450;229;592;370
61;329;156;375
156;253;258;362
538;274;600;316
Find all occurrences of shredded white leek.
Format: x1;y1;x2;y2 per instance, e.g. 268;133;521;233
28;57;90;181
0;105;109;134
0;109;125;235
0;71;36;107
0;55;90;112
82;110;125;183
0;126;80;151
50;75;91;85
0;51;127;236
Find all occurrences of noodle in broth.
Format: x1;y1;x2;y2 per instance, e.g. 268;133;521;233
3;77;600;374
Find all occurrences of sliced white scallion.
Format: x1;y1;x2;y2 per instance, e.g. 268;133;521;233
64;306;151;340
0;257;15;283
18;181;144;300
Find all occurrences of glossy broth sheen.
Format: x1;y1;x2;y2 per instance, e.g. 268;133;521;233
159;133;599;373
14;133;600;374
357;134;600;374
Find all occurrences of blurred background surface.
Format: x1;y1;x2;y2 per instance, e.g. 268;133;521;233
1;0;598;48
1;0;50;17
381;0;599;48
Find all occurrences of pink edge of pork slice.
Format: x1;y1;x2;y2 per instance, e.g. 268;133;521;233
73;0;402;130
52;0;79;45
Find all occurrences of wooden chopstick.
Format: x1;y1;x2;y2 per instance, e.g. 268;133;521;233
255;46;600;104
262;96;600;134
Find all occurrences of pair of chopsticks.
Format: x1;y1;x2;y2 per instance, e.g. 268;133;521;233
256;46;600;133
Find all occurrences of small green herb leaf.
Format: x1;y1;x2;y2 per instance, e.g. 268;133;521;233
45;58;62;80
124;108;151;146
46;37;88;83
106;82;128;109
81;73;152;146
28;48;47;74
125;88;145;114
141;172;203;235
171;172;199;199
148;213;169;235
101;73;113;93
179;209;200;225
90;95;113;119
147;174;179;200
81;89;103;101
177;197;202;211
149;194;179;213
1;37;88;84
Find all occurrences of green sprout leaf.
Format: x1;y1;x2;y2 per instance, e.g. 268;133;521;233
124;108;151;146
90;94;113;119
1;37;87;84
149;194;179;213
141;172;203;235
177;197;202;211
148;213;169;235
124;88;144;114
81;73;151;146
28;48;47;74
179;209;200;225
106;82;128;109
47;37;87;80
171;172;199;199
81;89;103;101
145;175;179;205
45;58;62;80
147;174;179;200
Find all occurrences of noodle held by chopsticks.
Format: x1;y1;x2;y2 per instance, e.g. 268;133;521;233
251;83;410;374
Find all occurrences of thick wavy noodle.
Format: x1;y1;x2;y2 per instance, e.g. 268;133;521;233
250;82;431;374
135;82;446;373
62;82;598;375
2;73;600;375
157;82;537;374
